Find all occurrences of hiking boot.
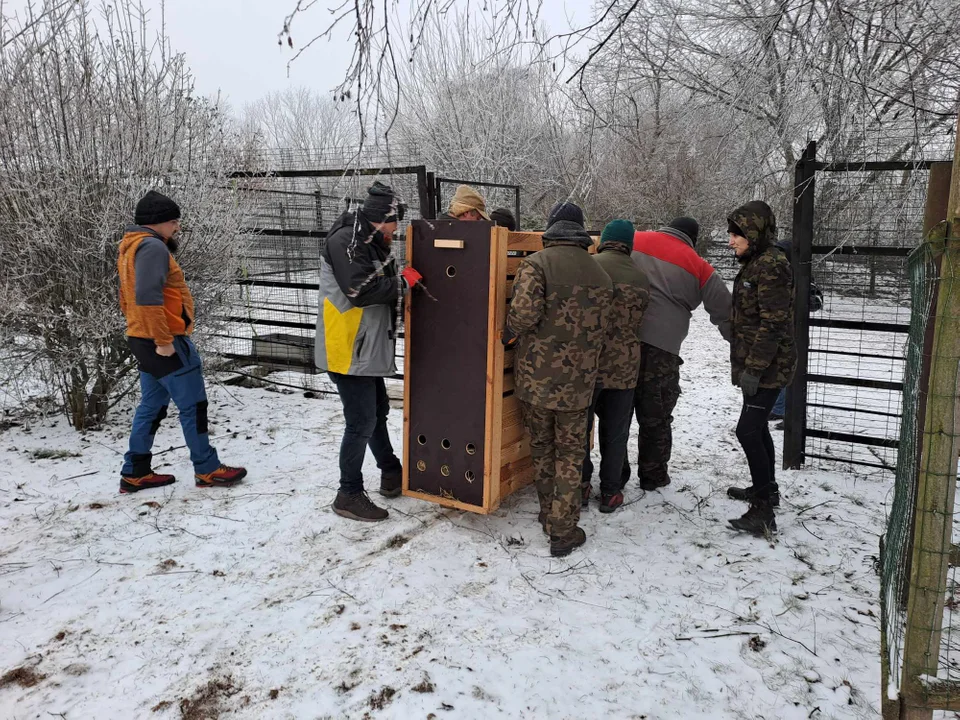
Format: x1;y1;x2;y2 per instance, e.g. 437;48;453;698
333;490;388;522
729;502;777;536
599;492;624;514
379;470;402;499
774;421;784;431
120;472;176;494
768;412;784;421
727;485;780;507
195;465;247;488
639;476;670;492
550;527;587;557
581;483;592;508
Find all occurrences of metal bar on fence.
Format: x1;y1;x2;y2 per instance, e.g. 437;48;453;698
810;347;908;361
228;165;428;179
805;428;900;448
807;373;903;391
815;160;941;172
785;140;816;469
804;453;892;471
811;245;915;257
807;401;903;419
241;228;328;238
809;318;910;333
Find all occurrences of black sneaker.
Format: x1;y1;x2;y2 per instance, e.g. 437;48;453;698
379;470;402;499
729;503;777;536
727;485;780;507
333;491;389;522
550;527;587;557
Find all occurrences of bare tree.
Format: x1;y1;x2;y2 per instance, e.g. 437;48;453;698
0;0;248;429
244;86;361;169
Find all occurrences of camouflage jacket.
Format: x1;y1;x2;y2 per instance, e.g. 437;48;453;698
729;202;797;388
506;221;613;411
594;244;650;389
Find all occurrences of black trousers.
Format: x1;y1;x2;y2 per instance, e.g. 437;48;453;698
582;387;635;495
735;387;781;500
328;373;402;494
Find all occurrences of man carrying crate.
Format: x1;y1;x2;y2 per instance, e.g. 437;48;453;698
504;202;612;556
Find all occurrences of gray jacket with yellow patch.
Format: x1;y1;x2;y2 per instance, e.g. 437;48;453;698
315;211;402;377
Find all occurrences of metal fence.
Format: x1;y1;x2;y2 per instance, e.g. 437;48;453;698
210;167;523;396
784;142;949;473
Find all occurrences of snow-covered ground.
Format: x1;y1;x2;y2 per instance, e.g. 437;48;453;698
1;310;887;719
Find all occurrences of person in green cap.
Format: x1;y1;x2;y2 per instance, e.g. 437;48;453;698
583;219;651;512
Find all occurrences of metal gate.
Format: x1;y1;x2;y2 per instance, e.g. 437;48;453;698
784;142;950;472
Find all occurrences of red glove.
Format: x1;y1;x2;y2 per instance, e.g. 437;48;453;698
401;267;423;289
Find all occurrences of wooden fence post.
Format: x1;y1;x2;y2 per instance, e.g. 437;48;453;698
900;113;960;719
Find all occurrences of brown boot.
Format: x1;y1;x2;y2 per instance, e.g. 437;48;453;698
550;527;587;557
333;491;389;522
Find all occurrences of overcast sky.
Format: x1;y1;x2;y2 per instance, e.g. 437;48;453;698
112;0;591;110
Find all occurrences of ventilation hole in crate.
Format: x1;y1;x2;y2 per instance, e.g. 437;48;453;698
440;465;451;477
465;470;476;483
416;460;426;472
417;434;427;445
446;265;457;278
466;443;476;455
441;438;451;450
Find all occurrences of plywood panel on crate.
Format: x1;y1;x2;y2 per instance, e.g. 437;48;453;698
405;220;493;508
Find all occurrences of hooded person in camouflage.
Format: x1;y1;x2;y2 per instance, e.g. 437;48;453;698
582;220;650;513
503;202;613;556
726;200;797;535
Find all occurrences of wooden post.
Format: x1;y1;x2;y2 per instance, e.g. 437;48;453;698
900;113;960;720
784;140;816;469
923;164;953;236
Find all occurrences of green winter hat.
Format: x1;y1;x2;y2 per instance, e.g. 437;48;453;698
600;219;635;248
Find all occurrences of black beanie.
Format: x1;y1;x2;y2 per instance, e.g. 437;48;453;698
490;207;517;232
667;216;699;244
135;191;181;226
362;181;401;224
547;201;585;229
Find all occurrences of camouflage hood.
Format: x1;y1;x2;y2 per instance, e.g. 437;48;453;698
728;201;777;263
542;220;594;250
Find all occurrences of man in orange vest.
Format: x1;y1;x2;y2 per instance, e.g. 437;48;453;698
117;191;246;494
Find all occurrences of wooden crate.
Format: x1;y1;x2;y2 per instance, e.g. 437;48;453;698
402;224;600;513
403;222;548;513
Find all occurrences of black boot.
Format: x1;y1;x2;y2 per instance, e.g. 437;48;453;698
333;491;389;522
727;484;780;507
639;475;670;491
379;469;402;498
729;501;777;536
550;527;587;557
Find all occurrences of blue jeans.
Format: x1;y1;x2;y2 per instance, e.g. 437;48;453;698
329;373;402;495
771;388;786;418
122;336;220;477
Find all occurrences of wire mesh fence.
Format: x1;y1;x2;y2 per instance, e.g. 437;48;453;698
803;164;930;473
881;225;960;718
208;167;429;396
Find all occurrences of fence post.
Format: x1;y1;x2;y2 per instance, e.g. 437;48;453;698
784;140;816;469
415;166;432;219
424;172;437;219
899;114;960;720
